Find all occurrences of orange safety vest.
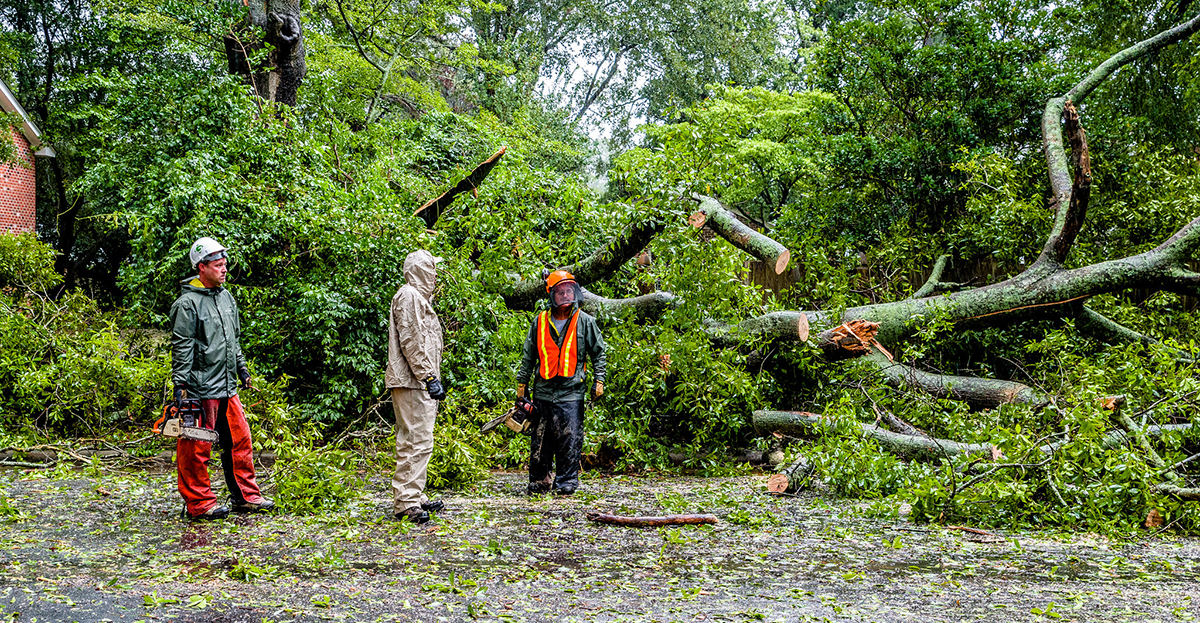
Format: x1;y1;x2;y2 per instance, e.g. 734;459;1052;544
536;309;580;380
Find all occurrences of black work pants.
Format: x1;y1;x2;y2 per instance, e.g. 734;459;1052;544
529;399;584;490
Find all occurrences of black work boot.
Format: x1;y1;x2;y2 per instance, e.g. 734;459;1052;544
184;504;230;521
552;485;577;496
420;499;445;512
232;497;276;514
526;482;551;495
394;506;430;524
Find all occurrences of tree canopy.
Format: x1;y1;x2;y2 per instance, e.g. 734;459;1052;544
3;0;1200;533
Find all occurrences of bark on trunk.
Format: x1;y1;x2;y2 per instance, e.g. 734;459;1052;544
752;410;998;462
224;0;307;106
690;194;790;274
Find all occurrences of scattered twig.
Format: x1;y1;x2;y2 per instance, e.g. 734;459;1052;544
0;460;54;469
945;525;997;536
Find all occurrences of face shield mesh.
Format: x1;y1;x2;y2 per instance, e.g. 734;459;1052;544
549;281;581;308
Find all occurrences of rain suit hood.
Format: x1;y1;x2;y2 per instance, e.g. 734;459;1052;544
403;250;438;301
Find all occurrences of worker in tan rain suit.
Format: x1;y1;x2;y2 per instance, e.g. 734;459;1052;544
386;250;446;524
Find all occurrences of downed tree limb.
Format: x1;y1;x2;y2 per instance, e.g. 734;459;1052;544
1105;397;1200;501
752;410;997;462
414;147;506;228
503;214;668;310
1038;13;1200;267
1153;483;1200;501
1037;423;1194;456
1109;397;1169;470
703;311;814;348
867;352;1049;409
1076;306;1159;347
580;288;679;323
881;411;927;437
689;194;791;274
586;512;718;527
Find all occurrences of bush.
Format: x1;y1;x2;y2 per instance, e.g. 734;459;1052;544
0;235;169;435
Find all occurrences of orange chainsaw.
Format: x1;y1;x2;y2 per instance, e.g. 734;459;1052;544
152;393;218;444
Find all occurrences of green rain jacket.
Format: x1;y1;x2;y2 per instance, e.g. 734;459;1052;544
516;304;606;402
169;277;247;399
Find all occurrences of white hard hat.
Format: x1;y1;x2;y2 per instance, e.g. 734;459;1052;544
189;237;228;267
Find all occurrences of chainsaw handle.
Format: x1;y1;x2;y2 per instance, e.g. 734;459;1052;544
153;403;175;434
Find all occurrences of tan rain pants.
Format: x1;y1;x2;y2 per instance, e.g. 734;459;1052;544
391;387;437;513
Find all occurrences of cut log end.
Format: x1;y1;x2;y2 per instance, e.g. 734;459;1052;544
774;249;791;275
797;313;810;342
688;211;707;228
766;474;789;494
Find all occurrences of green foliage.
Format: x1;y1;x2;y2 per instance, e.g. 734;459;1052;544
0;233;61;291
272;446;363;515
0;236;168;434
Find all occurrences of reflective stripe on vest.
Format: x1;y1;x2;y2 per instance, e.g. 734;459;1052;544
536;310;580;380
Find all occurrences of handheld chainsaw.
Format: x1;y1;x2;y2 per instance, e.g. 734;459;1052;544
481;397;536;435
153;393;219;444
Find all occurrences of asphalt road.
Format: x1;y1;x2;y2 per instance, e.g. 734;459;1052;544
1;467;1198;622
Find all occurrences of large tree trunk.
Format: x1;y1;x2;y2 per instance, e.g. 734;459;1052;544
223;0;307;106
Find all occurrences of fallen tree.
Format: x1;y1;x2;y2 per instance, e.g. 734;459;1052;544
420;15;1200;508
461;12;1200;403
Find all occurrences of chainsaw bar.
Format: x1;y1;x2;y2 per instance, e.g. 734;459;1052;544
480;409;513;433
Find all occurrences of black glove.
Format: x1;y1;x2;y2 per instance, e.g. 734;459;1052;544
425;376;446;401
238;366;252;390
173;385;188;403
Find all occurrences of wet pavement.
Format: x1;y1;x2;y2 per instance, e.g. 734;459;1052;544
1;467;1198;622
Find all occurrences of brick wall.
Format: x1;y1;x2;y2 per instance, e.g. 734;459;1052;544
0;127;36;233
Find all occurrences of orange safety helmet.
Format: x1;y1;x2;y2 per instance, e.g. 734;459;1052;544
545;269;576;292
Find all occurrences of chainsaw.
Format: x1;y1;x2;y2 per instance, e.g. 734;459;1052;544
481;397;535;435
152;393;219;444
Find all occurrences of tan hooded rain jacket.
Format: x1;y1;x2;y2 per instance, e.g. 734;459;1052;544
386;250;444;389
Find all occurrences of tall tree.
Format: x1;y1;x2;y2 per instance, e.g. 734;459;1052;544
465;0;797;130
223;0;307;106
0;0;196;295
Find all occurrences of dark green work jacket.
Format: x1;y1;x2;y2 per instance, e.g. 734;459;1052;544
169;278;247;399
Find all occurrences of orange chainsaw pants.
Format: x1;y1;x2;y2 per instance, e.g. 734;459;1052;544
176;395;265;515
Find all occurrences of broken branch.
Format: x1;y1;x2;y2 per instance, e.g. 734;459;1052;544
580;288;680;323
503;214;669;310
867;352;1049;409
586;512;718;527
690;194;791;274
910;254;951;299
414;147;506;228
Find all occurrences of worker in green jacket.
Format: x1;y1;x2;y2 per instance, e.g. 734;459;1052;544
169;236;273;520
515;270;606;495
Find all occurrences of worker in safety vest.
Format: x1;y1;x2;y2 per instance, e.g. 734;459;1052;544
515;270;606;495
